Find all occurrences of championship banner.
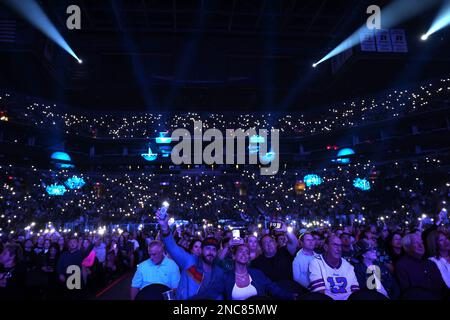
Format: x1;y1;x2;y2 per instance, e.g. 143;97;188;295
390;29;408;53
375;29;393;52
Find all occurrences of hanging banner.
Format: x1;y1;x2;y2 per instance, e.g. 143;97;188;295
375;29;393;52
390;29;408;53
360;29;376;52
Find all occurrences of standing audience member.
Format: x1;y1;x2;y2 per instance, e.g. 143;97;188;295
56;237;94;298
157;210;225;300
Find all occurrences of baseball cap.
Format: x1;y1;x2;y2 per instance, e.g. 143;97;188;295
353;240;373;258
201;237;220;249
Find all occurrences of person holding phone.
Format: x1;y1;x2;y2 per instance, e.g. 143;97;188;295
251;223;302;296
156;209;225;300
252;222;298;281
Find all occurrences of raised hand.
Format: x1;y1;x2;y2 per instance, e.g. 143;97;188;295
156;209;170;232
438;208;447;225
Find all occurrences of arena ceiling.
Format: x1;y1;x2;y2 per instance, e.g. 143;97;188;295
0;0;449;112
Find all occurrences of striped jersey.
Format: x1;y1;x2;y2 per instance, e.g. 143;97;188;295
308;254;359;300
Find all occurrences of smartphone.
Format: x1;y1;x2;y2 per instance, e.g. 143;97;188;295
270;222;281;229
232;229;241;239
159;201;170;220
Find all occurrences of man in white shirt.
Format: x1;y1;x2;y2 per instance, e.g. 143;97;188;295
130;240;180;300
308;235;360;300
292;233;316;289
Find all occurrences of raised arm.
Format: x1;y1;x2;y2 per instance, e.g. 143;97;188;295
157;209;193;270
280;223;298;256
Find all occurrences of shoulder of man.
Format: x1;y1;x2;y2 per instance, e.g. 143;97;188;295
248;267;266;279
136;259;151;270
340;257;356;269
278;246;292;257
164;256;179;268
313;254;324;261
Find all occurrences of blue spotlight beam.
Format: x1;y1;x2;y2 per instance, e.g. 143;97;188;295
422;0;450;39
313;0;440;67
3;0;81;62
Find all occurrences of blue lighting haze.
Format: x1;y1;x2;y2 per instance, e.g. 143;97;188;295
313;0;439;66
3;0;82;62
422;1;450;39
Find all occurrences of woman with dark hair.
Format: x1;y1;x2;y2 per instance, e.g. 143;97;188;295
220;244;292;300
104;241;117;280
41;243;60;299
22;239;37;271
57;236;66;253
0;242;26;299
386;231;404;272
425;230;450;288
188;239;202;257
41;243;60;273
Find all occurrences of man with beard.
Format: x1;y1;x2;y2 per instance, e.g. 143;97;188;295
157;210;225;300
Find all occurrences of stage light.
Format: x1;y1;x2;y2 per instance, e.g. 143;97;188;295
250;135;265;144
51;151;74;168
65;176;86;190
45;184;67;196
260;151;276;163
155;132;172;144
248;145;259;154
3;0;82;63
335;148;355;164
303;174;323;187
141;146;157;161
421;1;450;40
159;146;172;158
312;63;317;68
312;0;438;67
51;151;71;162
78;59;83;64
421;34;429;40
353;178;371;191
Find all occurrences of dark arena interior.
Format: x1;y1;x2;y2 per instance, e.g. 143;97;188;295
0;0;449;306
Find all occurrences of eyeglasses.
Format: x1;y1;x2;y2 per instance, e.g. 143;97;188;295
330;243;342;248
